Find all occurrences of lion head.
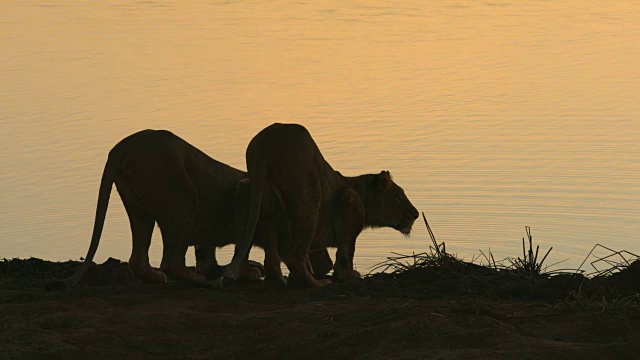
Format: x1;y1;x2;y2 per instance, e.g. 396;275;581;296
364;171;419;236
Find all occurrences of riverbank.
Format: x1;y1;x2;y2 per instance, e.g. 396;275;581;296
1;256;639;359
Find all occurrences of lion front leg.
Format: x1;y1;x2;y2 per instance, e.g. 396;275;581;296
332;189;365;282
333;244;357;282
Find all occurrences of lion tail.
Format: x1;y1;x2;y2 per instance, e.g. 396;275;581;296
225;155;270;280
44;136;133;291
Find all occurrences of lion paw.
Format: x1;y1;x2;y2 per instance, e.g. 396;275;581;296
205;277;224;290
315;278;332;287
264;274;288;288
239;260;265;281
145;269;168;284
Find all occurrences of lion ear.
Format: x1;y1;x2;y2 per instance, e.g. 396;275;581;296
373;170;392;190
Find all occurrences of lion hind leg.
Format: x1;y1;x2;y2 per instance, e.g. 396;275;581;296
260;223;287;287
117;178;167;284
309;249;333;279
283;212;331;287
128;218;167;284
264;255;287;288
159;230;215;287
195;246;226;280
286;253;331;288
284;225;331;287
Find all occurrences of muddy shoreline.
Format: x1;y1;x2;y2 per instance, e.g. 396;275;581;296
1;257;639;359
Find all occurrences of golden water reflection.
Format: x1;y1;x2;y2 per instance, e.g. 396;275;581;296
1;1;639;270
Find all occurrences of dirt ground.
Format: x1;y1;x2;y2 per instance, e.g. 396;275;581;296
1;257;639;360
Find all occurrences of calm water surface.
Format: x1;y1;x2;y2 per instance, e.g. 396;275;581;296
1;1;639;271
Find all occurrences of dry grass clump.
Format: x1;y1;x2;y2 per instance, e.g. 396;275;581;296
369;214;556;280
508;226;552;274
577;243;639;278
368;213;473;277
365;213;640;306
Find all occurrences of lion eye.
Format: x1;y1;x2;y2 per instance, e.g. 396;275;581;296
395;195;403;203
